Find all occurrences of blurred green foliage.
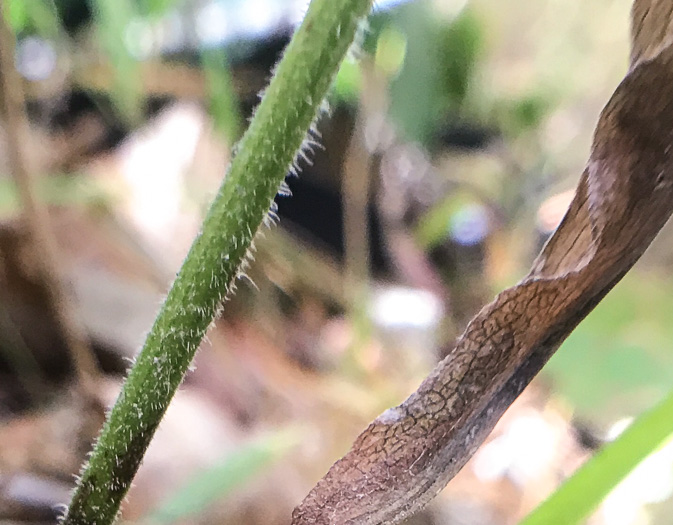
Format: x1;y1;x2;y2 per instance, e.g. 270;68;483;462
0;174;108;215
387;0;446;146
545;272;673;427
521;385;673;525
416;191;481;249
202;48;242;141
5;0;61;37
89;0;143;125
436;7;482;115
146;429;300;523
498;92;553;137
139;0;180;18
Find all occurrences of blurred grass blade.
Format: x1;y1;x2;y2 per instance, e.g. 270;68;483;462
520;389;673;525
202;47;242;142
2;0;27;31
90;0;143;125
0;174;107;215
148;428;301;524
140;0;181;18
5;0;61;38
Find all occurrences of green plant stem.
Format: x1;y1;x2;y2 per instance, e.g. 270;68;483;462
520;388;673;525
62;1;373;523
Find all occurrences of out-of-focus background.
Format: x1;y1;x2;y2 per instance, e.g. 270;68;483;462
1;0;673;524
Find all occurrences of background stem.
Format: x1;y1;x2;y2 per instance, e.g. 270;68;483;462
0;1;101;397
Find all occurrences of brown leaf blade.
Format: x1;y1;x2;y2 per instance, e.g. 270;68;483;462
292;13;673;525
631;0;673;68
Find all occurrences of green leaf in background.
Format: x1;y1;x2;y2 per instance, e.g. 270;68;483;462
333;25;407;105
147;428;301;524
415;191;482;249
4;0;29;33
139;0;181;18
544;272;673;427
502;94;552;135
519;389;673;525
89;0;143;126
436;6;483;114
387;0;442;146
0;174;108;217
386;1;485;147
374;26;407;78
5;0;61;38
333;58;362;104
202;47;242;142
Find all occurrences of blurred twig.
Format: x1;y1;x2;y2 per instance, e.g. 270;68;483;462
73;61;263;103
0;288;47;403
0;5;101;396
342;60;378;297
257;228;346;307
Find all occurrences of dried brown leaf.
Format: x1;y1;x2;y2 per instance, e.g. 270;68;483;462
631;0;673;68
292;4;673;524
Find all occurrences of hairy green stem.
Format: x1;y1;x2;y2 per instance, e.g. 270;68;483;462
62;1;373;523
